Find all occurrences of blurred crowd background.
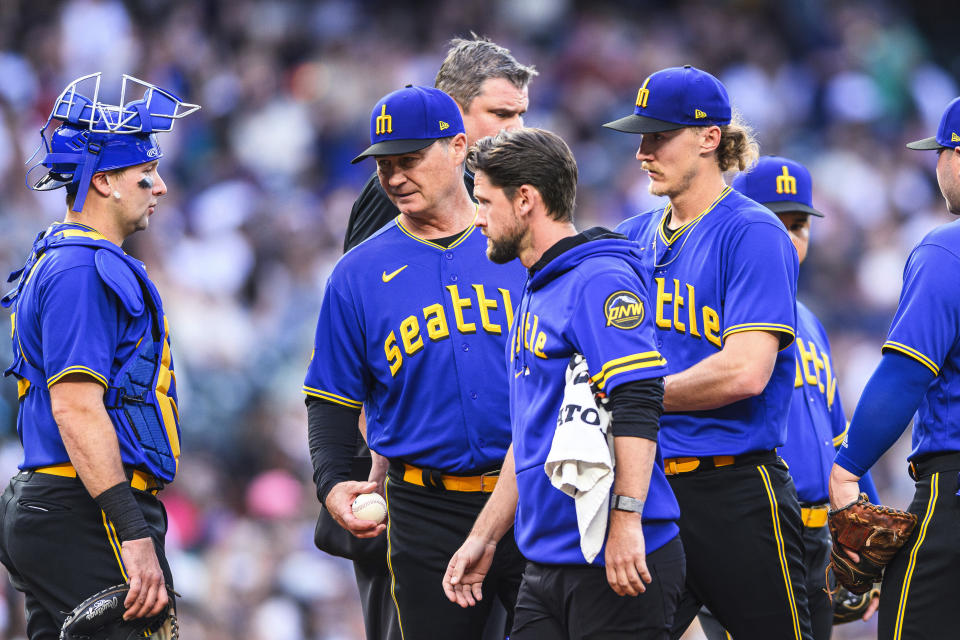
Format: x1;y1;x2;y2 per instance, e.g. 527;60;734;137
0;0;956;638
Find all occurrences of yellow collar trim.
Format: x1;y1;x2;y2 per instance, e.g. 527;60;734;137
395;206;478;250
55;229;109;242
57;221;100;233
658;186;732;245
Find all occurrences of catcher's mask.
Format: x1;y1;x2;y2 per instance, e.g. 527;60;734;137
26;72;200;212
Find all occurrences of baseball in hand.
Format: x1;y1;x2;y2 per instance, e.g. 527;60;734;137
352;492;387;524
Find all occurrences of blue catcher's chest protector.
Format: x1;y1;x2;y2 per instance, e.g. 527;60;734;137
2;227;180;482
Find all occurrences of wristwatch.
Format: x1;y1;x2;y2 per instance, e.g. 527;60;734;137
610;494;644;514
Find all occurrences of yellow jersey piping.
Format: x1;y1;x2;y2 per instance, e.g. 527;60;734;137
882;341;939;376
394;206;478;250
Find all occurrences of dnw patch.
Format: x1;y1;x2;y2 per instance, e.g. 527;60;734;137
604;290;644;329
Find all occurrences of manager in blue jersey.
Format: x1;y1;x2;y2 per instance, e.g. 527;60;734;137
328;36;537;640
304;85;526;639
696;157;882;639
605;66;813;640
0;74;198;638
442;127;684;639
830;97;960;639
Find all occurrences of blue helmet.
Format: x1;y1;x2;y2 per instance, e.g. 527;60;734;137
28;73;200;212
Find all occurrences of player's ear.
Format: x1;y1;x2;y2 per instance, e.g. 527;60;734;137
89;171;113;199
699;125;722;155
514;184;539;218
449;133;468;164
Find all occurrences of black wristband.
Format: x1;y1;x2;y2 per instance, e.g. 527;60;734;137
94;482;151;542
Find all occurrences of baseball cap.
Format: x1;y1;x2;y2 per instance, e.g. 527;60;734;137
906;96;960;150
352;85;465;163
603;65;732;134
732;156;823;217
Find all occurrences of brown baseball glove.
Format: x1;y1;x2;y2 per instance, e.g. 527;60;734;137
828;493;917;594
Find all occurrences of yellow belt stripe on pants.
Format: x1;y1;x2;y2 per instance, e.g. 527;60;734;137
757;465;802;640
894;472;937;640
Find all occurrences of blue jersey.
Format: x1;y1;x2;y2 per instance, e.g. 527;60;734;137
881;219;960;459
615;187;799;458
780;301;846;504
4;222;180;475
509;231;679;565
303;217;526;472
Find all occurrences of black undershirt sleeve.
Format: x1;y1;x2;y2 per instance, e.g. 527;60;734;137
608;377;665;442
306;395;362;504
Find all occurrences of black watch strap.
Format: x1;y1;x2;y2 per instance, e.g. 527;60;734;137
611;494;645;514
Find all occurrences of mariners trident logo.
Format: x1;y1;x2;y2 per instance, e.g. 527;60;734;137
604;290;644;330
376;104;393;135
635;78;651;109
776;165;797;195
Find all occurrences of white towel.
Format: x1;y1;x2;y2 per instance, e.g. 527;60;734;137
544;354;614;563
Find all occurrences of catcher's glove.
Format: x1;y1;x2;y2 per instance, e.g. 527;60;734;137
832;584;880;624
828;493;917;595
60;583;178;640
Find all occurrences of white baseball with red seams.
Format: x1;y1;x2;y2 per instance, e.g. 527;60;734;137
352;492;387;523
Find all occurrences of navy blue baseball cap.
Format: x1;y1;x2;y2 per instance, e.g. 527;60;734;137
603;65;732;134
732;156;822;217
906;96;960;150
352;85;465;163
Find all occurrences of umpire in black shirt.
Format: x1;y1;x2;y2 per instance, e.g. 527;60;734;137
309;34;536;640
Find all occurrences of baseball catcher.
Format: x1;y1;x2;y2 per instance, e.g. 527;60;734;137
0;72;197;639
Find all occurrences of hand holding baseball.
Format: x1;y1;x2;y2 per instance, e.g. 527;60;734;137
324;480;386;538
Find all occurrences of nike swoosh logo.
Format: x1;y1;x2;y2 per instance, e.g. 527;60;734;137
382;265;408;282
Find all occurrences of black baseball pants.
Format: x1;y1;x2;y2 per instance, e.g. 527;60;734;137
878;454;960;640
510;535;685;640
0;471;172;640
668;455;813;640
385;469;524;640
697;521;832;640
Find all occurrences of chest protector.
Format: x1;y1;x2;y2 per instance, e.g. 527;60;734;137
2;228;180;482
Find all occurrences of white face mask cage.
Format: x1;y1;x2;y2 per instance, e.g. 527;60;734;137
25;73;201;212
45;72;200;135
